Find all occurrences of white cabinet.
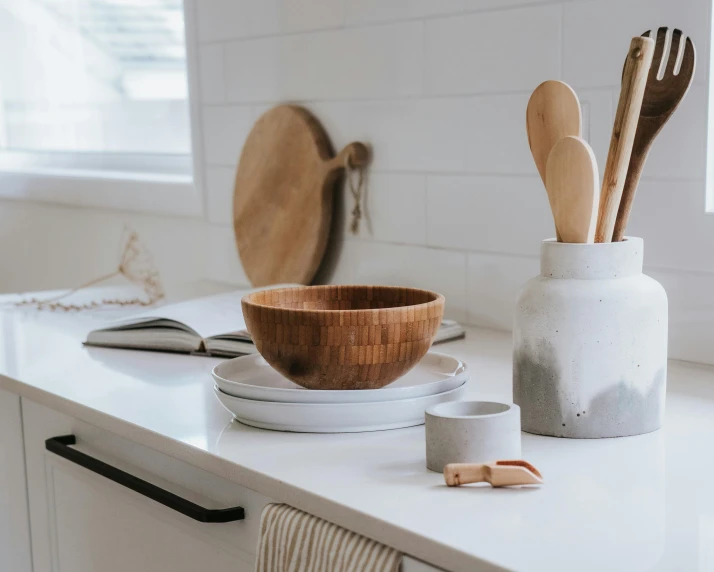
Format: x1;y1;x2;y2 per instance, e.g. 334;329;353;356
22;399;272;572
15;397;449;572
0;388;32;572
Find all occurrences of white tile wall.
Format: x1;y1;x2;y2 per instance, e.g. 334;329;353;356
346;173;428;245
301;94;538;174
466;252;540;330
204;225;249;285
343;0;559;26
343;241;469;321
97;0;713;363
223;38;282;102
425;175;555;256
198;45;225;104
197;0;280;43
424;6;562;95
205;166;236;225
222;22;423;103
563;0;709;89
202;105;255;166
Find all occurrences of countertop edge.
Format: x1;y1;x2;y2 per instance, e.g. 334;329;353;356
0;373;508;572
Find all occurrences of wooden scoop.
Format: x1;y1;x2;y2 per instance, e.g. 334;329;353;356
545;136;599;243
595;36;655;242
612;28;696;242
526;80;582;241
444;461;543;487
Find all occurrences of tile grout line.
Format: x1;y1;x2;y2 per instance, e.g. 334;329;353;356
196;0;581;47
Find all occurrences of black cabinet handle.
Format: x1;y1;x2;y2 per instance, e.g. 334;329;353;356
45;435;245;523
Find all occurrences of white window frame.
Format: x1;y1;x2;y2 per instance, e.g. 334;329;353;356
707;0;714;212
0;0;204;218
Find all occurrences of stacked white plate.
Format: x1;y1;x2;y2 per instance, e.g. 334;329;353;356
212;352;469;433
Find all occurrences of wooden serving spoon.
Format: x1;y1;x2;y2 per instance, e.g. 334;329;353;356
526;80;582;241
545;136;600;243
444;461;543;487
595;36;655;243
612;28;696;242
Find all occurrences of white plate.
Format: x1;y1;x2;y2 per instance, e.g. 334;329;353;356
214;382;467;433
212;352;468;404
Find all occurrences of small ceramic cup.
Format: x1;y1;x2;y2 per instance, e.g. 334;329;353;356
424;401;521;472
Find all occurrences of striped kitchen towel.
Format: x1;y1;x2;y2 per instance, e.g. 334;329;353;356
255;504;402;572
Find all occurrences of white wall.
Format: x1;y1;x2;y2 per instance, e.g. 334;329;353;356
196;0;714;362
1;0;713;363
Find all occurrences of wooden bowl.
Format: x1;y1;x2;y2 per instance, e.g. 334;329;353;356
241;285;445;390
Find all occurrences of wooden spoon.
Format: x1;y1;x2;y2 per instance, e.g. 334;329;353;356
612;28;696;242
595;36;655;243
526;80;582;241
545;136;600;243
444;460;543;487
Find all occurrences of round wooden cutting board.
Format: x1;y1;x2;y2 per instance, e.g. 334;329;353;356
233;105;369;287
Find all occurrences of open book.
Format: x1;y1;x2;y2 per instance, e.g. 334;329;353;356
85;288;466;357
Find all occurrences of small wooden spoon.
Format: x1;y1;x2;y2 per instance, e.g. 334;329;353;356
545;136;600;243
595;36;655;243
526;80;582;241
612;28;696;242
444;461;543;487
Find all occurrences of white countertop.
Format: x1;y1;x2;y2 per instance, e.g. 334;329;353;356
1;286;712;572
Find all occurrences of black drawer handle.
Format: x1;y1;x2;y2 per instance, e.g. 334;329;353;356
45;435;245;523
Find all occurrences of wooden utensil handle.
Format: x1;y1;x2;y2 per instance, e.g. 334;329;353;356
612;145;650;242
326;142;370;173
596;36;654;243
443;463;487;486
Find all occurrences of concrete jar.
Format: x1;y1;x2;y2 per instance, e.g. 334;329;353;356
513;237;668;438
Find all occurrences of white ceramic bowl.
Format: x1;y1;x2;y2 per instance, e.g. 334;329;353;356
214;381;467;433
424;401;521;472
212;352;468;404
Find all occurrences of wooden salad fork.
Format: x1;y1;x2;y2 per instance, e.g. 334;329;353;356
612;28;696;242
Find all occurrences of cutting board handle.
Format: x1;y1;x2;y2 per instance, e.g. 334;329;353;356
326;142;370;173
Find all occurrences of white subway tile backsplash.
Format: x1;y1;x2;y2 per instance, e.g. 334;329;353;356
467;252;539;330
196;0;280;43
205;226;250;286
222;23;422;102
348;241;468;320
306;93;534;174
344;0;462;25
426;175;555;256
202;106;254;166
224;38;281;102
205;166;236;225
280;0;345;33
346;173;427;245
424;5;561;95
197;0;347;43
578;89;614;174
624;180;712;272
198;45;225;104
461;95;535;174
646;267;714;363
344;0;563;26
563;0;709;89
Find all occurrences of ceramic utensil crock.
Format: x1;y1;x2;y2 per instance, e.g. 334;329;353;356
513;237;667;438
425;401;522;472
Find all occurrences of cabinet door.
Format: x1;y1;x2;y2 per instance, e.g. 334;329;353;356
0;388;32;572
22;399;272;572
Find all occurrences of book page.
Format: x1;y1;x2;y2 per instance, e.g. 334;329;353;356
103;285;298;339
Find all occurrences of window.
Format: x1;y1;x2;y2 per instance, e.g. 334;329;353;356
0;0;200;214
